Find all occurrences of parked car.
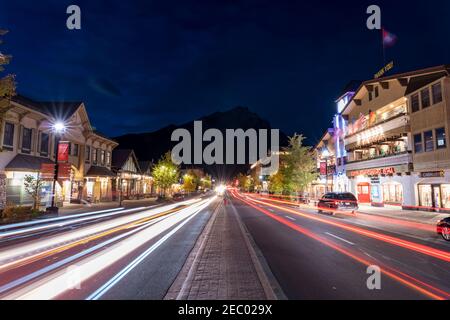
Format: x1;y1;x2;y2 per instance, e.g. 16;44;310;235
172;193;185;201
318;192;358;215
437;217;450;241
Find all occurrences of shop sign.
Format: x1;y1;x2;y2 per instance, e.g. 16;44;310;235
57;163;72;180
40;163;55;180
420;171;444;178
370;177;381;184
350;167;395;177
57;141;70;163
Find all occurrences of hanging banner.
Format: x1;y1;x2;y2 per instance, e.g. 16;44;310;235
320;162;327;176
57;141;70;163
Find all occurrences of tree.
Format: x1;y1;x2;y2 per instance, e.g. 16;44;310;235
268;171;284;194
23;175;45;211
282;134;317;195
200;175;212;190
152;152;180;197
182;173;197;193
0;29;16;152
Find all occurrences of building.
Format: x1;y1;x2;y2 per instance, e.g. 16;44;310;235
0;95;118;208
312;129;336;199
111;149;142;200
138;161;154;197
341;65;450;212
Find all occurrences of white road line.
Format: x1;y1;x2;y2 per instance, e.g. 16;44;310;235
285;216;296;221
325;232;355;245
268;209;275;212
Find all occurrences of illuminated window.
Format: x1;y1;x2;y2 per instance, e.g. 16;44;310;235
411;94;420;112
432;83;443;104
414;134;423;153
421;88;430;109
436;127;446;149
424;131;434;152
3;122;14;151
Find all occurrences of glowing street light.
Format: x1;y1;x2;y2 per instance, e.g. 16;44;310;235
52;121;66;134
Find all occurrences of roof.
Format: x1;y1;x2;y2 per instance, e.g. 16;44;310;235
5;154;53;171
341;64;450;115
405;72;448;95
85;166;116;177
138;160;153;173
112;149;140;172
12;95;83;121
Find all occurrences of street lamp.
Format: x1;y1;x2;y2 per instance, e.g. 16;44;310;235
47;121;66;214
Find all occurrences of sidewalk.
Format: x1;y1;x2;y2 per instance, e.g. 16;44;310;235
357;204;449;225
166;199;278;300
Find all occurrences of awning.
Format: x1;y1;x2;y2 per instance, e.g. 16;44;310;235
86;166;116;177
5;154;53;172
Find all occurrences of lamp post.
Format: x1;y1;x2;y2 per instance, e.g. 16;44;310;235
47;121;66;214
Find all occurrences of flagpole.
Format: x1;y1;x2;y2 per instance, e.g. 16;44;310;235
381;27;386;66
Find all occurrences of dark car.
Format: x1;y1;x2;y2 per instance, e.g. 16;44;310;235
172;193;185;201
437;217;450;241
318;192;358;215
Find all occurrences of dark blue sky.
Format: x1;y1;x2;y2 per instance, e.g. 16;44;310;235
1;0;450;144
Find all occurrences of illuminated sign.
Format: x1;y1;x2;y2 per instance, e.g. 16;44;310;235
57;141;70;162
374;61;394;79
420;171;444;178
350;167;395;177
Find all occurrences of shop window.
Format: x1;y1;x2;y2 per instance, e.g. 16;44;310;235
3;122;14;151
411;93;420;113
435;127;446;149
106;151;111;166
40;132;49;156
420;88;431;109
100;150;105;165
92;148;98;164
424;130;434;152
414;134;423;153
432;83;443;104
418;185;432;207
21;127;33;154
383;183;403;204
442;185;450;209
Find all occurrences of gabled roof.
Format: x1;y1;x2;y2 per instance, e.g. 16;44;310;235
12;95;83;121
112;149;140;172
86;165;116;177
138;160;153;174
341;64;450;115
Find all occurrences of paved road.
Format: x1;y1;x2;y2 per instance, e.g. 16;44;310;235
230;191;450;300
0;195;217;300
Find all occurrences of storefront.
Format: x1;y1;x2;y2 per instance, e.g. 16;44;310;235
85;166;115;203
416;171;450;212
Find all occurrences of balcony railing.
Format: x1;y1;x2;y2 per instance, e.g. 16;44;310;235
346;151;412;172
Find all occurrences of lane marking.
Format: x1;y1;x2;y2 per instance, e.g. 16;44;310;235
285;216;296;221
325;232;355;245
86;200;212;300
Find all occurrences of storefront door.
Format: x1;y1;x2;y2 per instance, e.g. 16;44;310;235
433;185;442;208
357;183;371;203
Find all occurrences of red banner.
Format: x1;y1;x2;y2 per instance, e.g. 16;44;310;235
320;162;327;176
40;163;55;180
57;163;72;180
57;141;70;163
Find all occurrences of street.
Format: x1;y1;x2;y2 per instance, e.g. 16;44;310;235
0;190;449;300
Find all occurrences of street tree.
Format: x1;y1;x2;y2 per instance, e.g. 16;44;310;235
152;152;180;197
23;175;45;211
0;29;16;152
282;134;317;195
182;173;197;193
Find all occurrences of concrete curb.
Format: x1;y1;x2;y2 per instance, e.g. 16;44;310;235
229;201;287;300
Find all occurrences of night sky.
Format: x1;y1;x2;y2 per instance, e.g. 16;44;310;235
1;0;450;145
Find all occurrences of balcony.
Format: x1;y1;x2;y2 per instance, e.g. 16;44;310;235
345;113;409;147
346;151;412;172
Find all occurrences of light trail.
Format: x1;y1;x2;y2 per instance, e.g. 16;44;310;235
3;197;215;300
241;193;450;263
0;198;203;273
251;194;435;233
232;191;450;300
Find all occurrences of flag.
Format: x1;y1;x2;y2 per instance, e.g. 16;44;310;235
382;28;397;48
